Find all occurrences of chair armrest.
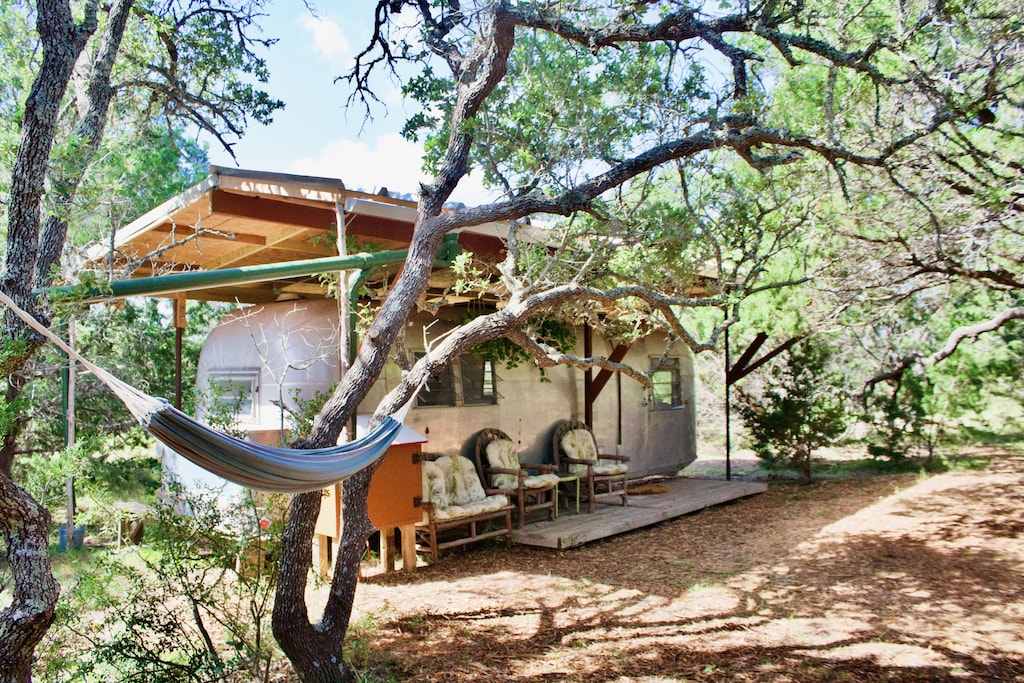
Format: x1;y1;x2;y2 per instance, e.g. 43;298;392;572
420;501;439;519
598;453;630;462
521;463;558;475
560;457;596;475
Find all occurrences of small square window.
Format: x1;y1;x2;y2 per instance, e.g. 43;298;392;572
207;371;259;420
414;352;497;407
650;358;683;411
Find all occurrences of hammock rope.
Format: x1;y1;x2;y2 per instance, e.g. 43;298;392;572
0;291;416;493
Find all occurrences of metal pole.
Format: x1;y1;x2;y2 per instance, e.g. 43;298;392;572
335;200;357;445
63;320;76;547
44;249;416;303
583;325;593;425
335;201;350;379
724;324;731;481
174;295;185;410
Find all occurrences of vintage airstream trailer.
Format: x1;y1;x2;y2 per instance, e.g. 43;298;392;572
164;296;697;498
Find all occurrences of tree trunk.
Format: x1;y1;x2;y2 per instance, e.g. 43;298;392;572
270;10;518;679
271;491;344;682
0;4;104;681
272;469;377;683
0;373;28;479
271;203;452;681
0;475;60;683
1;1;91;327
36;0;134;288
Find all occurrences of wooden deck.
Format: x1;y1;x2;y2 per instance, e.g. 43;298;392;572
511;477;768;549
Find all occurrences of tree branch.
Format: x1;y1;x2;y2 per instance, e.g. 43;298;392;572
863;306;1024;395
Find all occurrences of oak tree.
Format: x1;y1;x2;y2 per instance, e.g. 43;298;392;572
267;2;1017;680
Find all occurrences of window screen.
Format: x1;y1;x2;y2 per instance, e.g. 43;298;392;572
207;371;259;420
416;353;456;406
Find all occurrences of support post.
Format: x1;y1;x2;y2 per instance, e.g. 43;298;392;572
173;295;186;410
583;325;593;426
400;524;417;571
62;320;77;547
724;324;731;481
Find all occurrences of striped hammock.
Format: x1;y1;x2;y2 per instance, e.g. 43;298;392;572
1;291;409;493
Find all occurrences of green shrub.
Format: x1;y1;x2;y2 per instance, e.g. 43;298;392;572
38;485;285;682
735;337;848;482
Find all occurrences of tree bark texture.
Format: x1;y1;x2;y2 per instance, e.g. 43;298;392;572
0;475;60;683
1;0;93;321
271;470;377;683
36;0;134;288
272;225;447;680
0;3;101;681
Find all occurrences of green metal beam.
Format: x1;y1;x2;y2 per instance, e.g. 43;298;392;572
44;235;462;304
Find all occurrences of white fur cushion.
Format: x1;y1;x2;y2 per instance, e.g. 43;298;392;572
560;430;627;477
485;439;520;489
421;460;450;509
434;494;509;521
422;456;507;522
524;473;561;489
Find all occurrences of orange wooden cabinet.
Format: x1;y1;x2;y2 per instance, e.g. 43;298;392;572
367;442;424;529
315;419;427;574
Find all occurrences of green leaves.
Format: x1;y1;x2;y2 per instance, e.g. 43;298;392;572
403;26;709;195
736;337;848;481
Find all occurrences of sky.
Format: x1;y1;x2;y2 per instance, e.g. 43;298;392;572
203;1;495;206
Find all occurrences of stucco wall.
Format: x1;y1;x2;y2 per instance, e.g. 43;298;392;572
363;311;697;476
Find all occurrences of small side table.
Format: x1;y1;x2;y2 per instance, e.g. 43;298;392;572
556;474;580;516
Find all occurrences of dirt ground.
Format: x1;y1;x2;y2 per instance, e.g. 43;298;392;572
316;446;1024;682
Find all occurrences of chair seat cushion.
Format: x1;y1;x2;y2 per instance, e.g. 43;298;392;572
434;494;509;521
593;464;628;476
436;454;487;506
561;429;598;477
523;473;561;489
485;439;520;489
421;460;450;509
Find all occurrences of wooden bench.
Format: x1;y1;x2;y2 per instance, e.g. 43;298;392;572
414;454;513;563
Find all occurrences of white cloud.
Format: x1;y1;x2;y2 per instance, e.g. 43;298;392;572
299;15;352;62
286;133;498;206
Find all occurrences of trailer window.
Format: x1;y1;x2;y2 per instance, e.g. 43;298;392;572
650;358;683;411
207;371;259;420
415;353;497;407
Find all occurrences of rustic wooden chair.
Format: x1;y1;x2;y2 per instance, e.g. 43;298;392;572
414;453;514;563
475;428;560;528
552;420;629;513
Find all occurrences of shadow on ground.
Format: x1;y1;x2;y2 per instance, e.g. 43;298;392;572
345;449;1024;682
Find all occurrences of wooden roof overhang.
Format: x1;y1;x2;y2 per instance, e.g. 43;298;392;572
83;167;512;305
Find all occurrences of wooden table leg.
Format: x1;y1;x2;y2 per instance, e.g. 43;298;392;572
379;527;397;573
400;524;417;571
316;533;332;579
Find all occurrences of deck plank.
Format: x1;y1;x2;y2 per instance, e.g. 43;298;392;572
511;477;767;549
